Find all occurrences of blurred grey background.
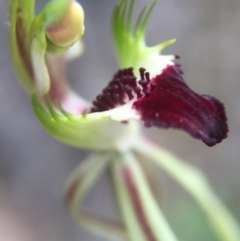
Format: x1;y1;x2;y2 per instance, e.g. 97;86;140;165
0;0;240;240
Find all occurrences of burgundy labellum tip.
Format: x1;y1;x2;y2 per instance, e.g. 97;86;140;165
133;65;228;146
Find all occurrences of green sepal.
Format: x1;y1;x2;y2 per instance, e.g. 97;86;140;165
31;94;139;150
112;0;176;77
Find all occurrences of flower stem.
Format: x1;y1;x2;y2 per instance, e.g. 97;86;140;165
133;136;240;241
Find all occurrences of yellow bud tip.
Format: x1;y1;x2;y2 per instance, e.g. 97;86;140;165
46;0;85;48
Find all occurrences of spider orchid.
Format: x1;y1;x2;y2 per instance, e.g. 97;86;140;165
9;0;240;241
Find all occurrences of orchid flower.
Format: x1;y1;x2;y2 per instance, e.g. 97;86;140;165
8;0;240;241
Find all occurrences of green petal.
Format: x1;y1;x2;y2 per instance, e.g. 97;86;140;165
111;0;176;77
31;94;140;150
8;0;35;93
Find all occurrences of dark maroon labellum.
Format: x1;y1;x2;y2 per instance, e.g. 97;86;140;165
133;65;228;146
91;64;228;146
